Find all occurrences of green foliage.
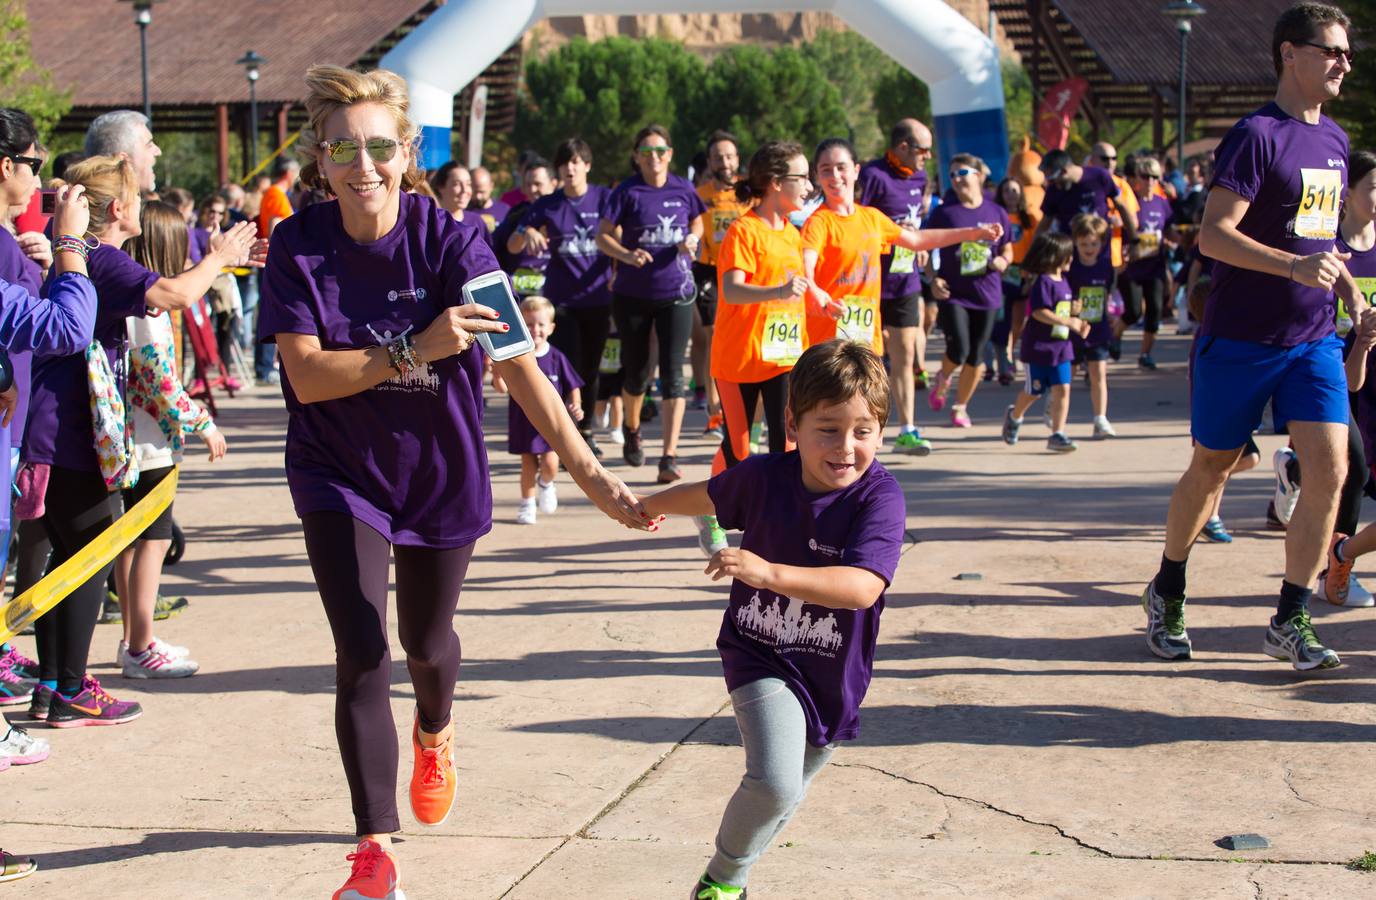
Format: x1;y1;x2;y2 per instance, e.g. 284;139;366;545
797;30;895;157
0;0;70;140
872;66;932;145
1002;60;1035;152
1331;0;1375;150
1348;851;1376;872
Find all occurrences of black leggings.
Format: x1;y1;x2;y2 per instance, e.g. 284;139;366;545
1122;277;1165;334
611;293;694;399
717;372;790;469
301;512;475;835
550;304;612;431
34;466;118;694
938;303;997;367
1337;415;1366;536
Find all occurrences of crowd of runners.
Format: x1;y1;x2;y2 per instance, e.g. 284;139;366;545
0;2;1367;897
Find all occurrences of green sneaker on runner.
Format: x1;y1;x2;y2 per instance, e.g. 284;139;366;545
1142;580;1191;661
1263;610;1341;671
691;874;746;899
894;431;932;456
153;594;189;621
696;516;728;558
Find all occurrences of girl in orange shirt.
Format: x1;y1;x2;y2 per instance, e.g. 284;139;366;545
802;138;1003;455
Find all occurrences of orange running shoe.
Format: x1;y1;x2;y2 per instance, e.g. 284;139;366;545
1319;533;1355;606
409;715;456;827
332;839;404;900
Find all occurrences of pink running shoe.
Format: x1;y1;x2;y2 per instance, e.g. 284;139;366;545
950;408;972;428
0;647;37;681
46;676;142;728
0;660;32;708
928;371;949;411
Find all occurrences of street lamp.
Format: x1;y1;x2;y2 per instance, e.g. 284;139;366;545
118;0;159;123
236;50;267;173
1162;0;1206;172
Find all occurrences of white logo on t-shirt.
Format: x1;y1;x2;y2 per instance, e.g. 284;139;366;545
736;590;844;654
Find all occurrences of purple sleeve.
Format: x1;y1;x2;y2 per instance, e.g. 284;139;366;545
1027;275;1055;314
996;206;1013;254
556;349;583;393
0;272;97;356
523;198;548;232
688;186;708;219
257;229;318;341
1099;168;1119;200
840;476;906;585
1210;121;1271;203
604;183;631;227
856;166;880;207
707;455;765;531
92;249;158;323
441;218;503;308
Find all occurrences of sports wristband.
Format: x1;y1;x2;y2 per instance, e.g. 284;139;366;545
1289;256;1297;281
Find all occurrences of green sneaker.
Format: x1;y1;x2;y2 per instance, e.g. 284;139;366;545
691;874;746;899
894;431;933;456
153;594;189;621
696;516;729;558
99;591;122;624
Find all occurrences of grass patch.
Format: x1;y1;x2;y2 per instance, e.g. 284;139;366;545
1347;851;1376;872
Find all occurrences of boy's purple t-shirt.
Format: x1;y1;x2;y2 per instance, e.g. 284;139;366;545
1124;193;1174;283
1069;254;1116;348
523;186;612;308
257;192;498;549
1202;103;1349;347
507;343;583;455
27;243;154;471
927;198;1011;311
707;452;907;747
1343;233;1376;464
1042;166;1119;236
857;158;927;300
603;173;706;301
1020;274;1074;367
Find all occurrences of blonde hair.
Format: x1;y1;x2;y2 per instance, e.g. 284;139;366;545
1071;212;1109;240
298;65;421;192
64;155;139;236
519;295;555;317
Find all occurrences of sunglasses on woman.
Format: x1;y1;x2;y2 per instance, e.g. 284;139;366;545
950;167;978;179
320;138;402;165
637;146;671;158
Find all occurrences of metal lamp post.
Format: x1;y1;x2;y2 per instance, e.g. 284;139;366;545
1163;0;1206;169
118;0;158;122
236;51;267;173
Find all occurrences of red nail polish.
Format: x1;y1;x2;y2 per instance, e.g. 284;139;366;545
502;324;510;331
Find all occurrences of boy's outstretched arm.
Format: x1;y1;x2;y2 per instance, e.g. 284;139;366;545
706;549;885;610
642;480;716;519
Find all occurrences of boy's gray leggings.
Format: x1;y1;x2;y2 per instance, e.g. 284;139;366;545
706;678;836;887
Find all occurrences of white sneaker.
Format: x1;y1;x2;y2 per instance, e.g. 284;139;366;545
594;407;610;431
0;725;49;765
1272;447;1300;527
1093;416;1117;439
1317;572;1376;608
537;479;558;514
119;637;188;666
516;501;537;525
606;427;625;446
123;644;199;679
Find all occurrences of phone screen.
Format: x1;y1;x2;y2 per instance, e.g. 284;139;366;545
468;278;529;353
40;190;56;215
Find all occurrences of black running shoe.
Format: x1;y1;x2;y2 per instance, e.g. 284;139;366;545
657;455;682;484
622;426;644;467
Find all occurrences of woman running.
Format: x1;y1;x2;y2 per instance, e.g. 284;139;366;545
508;138;612;453
596;124;706;482
256;66;652;900
991;177;1042;384
925;154;1013;425
429;161;473;224
1118;156;1176;370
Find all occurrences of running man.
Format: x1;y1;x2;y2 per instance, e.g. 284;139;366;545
1141;2;1365;671
694;131;749;430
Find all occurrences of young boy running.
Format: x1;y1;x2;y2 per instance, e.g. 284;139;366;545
642;340;906;899
1068;213;1119;437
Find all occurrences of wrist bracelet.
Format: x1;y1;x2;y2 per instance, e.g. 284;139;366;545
386;336;416;377
1289;256;1297;282
53;235;91;261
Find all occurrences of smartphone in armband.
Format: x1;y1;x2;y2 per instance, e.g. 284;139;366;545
461;270;534;361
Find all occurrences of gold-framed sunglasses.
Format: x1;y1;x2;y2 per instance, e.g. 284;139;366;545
320;138;402;165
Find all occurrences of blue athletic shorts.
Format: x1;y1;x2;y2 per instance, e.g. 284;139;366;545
1191;334;1347;450
1025;361;1072;396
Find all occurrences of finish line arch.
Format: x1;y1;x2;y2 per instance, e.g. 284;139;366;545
381;1;1009;182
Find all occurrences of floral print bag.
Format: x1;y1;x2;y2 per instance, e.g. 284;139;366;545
86;340;138;490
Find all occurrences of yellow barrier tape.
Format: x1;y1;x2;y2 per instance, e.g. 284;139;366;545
239;131;303;186
0;469;178;644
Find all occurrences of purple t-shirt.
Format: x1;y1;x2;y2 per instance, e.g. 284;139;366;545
1343;233;1376;464
603;173;707;301
707;452;906;747
927;198;1011;311
257;191;499;548
857;158;928;300
1202;103;1349;347
507;343;583;455
1069;254;1116;348
1020;274;1074;367
523;186;612;309
27;244;153;471
473;200;511;235
1043;166;1119;237
1124;194;1174;283
0;230;44;446
492;202;551;298
189;226;210;265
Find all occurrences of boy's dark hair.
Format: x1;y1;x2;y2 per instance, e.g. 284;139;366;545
554;138;592;169
52;151;85;183
788;340;890;428
1273;3;1351;76
1070;212;1109;240
1022;231;1075;274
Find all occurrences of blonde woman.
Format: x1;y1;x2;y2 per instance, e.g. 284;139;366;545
256;65;652;900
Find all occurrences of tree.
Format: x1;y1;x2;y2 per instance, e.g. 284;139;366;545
0;0;69;139
871;66;932;145
1331;0;1374;150
798;30;894;158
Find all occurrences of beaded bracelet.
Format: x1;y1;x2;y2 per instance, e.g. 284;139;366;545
53;234;92;261
386;334;421;376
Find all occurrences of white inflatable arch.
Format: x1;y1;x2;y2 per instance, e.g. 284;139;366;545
382;0;1009;181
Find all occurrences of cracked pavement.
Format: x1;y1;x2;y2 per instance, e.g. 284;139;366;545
4;333;1374;898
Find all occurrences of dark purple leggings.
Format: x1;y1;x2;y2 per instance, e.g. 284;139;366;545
301;512;474;835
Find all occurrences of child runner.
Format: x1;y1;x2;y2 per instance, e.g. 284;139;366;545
695;141;812;557
498;296;584;525
1067;213;1119;438
1002;232;1087;452
925;153;1013;426
641;340;906;900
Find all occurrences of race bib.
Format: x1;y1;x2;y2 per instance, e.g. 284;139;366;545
712;211;739;244
761;307;804;364
1138;230;1161;258
512;267;546;296
959;241;992;277
836;296;878;347
1051;299;1072;340
599;337;622;374
1079;286;1106;323
1294;168;1341;240
1343;277;1376;337
890;246;916;274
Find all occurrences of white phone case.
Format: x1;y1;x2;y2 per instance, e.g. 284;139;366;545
461;271;534;361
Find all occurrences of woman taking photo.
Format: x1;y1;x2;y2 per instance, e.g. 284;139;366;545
28;155;259;727
596;124;706;482
257;65;651;900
